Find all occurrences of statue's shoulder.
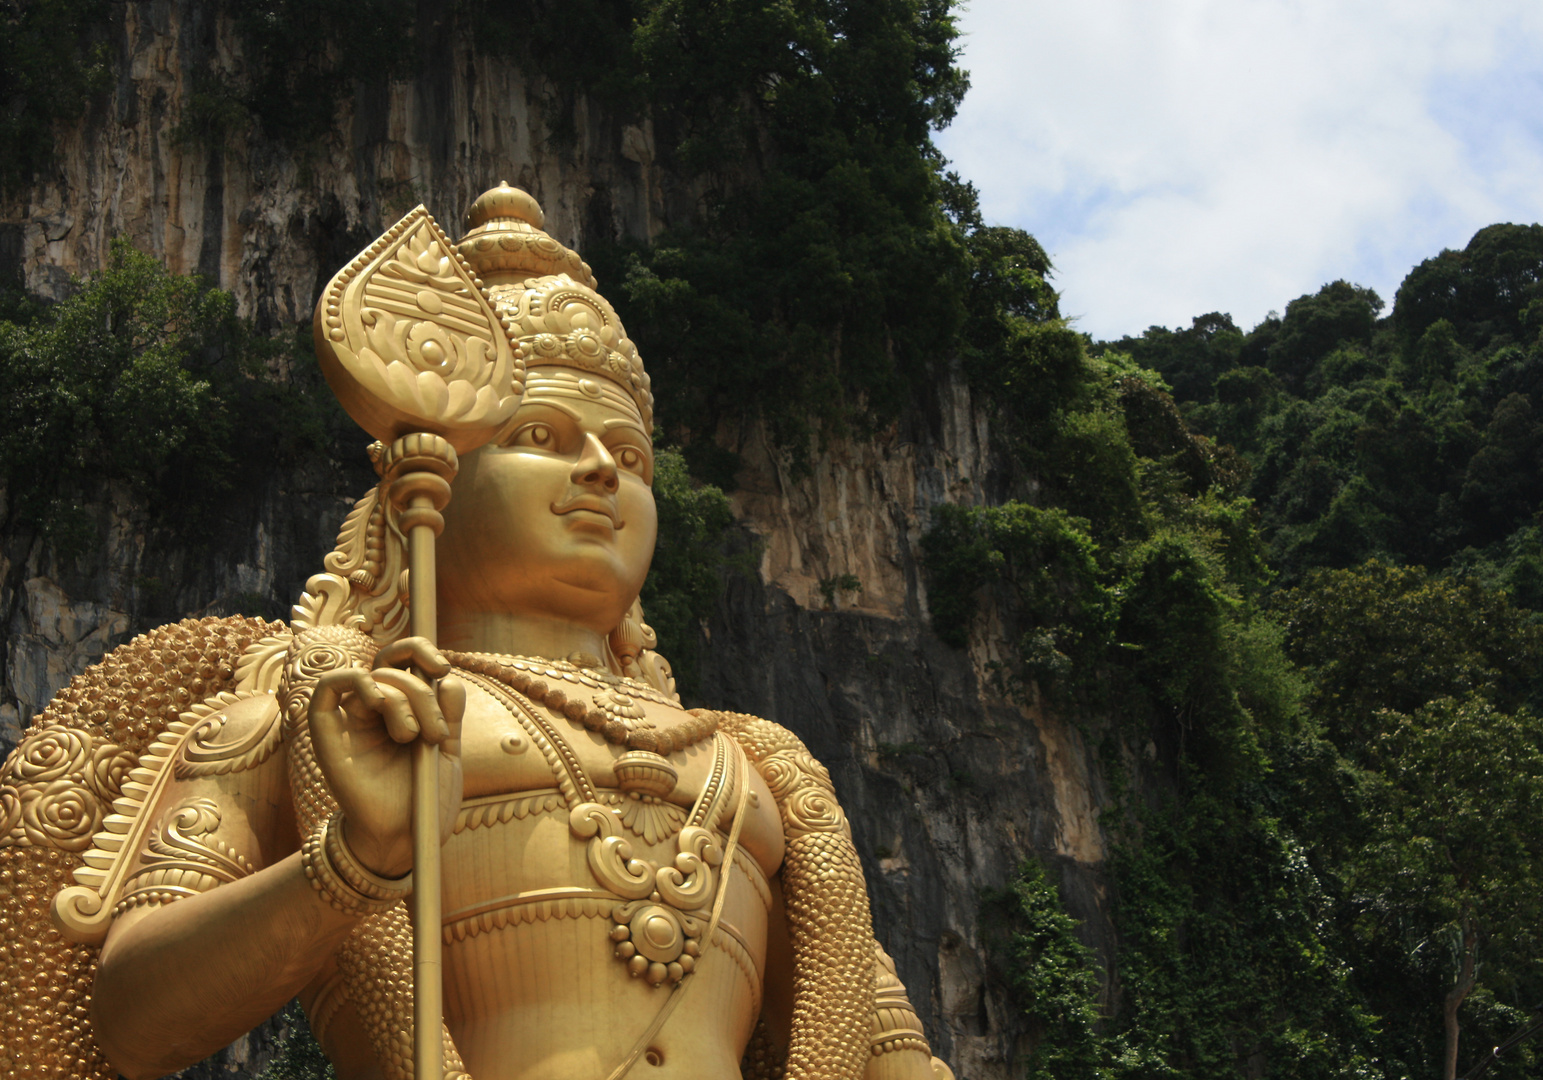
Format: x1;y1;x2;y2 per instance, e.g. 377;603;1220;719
10;614;288;760
1;615;291;959
709;710;812;763
710;710;845;833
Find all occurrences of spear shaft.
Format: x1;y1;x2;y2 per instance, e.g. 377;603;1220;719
387;438;459;1080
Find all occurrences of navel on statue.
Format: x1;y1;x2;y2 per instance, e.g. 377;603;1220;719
0;185;955;1080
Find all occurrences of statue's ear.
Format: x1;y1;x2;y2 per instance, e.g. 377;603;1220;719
313;205;526;453
608;596;649;666
608;598;678;701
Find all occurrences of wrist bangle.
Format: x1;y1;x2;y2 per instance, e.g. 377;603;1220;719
301;813;412;916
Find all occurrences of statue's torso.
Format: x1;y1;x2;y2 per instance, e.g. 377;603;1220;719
433;666;784;1080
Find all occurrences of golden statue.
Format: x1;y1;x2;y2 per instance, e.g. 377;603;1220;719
0;184;953;1080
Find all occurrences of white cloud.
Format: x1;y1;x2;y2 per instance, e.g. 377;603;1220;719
935;0;1543;340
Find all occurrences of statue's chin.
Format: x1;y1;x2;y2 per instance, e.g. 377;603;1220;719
438;569;639;649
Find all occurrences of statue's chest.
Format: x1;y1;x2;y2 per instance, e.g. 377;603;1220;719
444;667;779;993
456;671;719;803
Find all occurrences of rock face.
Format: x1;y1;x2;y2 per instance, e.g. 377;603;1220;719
0;4;680;328
711;386;1113;1076
0;6;1113;1078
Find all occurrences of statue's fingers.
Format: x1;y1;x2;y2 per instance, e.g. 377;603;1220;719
312;668;386;716
374;667;449;745
438;675;467;745
374;636;452;678
376;685;420;744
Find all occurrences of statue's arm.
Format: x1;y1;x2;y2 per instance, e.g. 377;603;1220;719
90;709;357;1080
720;713;952;1080
757;864;949;1080
864;942;953;1080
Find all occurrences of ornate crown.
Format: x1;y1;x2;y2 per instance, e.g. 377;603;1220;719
457;183;654;433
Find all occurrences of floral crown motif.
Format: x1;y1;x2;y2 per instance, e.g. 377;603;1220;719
456;183;655;434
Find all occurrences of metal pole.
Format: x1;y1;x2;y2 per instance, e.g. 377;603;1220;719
386;434;458;1080
409;509;443;1080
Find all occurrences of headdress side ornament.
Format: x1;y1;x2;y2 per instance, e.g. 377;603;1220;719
457;182;655;435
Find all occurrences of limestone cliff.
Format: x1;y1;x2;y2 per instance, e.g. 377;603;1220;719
0;6;1112;1078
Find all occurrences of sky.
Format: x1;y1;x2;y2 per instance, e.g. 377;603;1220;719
933;1;1543;342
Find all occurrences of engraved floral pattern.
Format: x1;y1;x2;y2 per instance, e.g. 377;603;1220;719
755;749;844;836
405;321;457;374
10;724;91;784
0;784;22;838
784;787;845;835
756;753;803;801
22;779;103;851
294;641;356;679
87;741;137;801
530;332;563;359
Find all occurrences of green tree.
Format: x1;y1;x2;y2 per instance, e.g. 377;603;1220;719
1126;224;1543;592
986;861;1111;1080
639;448;736;695
0;239;337;557
1267;281;1383;396
921;502;1111;686
1275;561;1543;751
1099;312;1244;405
1394;224;1543;351
1353;698;1543;1079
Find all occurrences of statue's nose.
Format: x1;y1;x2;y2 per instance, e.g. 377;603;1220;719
571;432;619;493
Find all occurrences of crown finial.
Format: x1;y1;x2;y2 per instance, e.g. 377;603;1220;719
464;180;545;232
455;183;596;289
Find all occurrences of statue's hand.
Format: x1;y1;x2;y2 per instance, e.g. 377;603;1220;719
307;637;466;879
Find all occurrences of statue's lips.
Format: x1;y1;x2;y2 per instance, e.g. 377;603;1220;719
550;497;624;529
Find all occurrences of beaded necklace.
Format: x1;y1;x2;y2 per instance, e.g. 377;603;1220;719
445;651;718;755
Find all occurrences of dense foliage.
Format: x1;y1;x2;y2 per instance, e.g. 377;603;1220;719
0;240;341;557
0;0;112;188
251;1003;336;1080
639;447;735;692
4;0;966;479
917;225;1543;1079
1100;225;1543;595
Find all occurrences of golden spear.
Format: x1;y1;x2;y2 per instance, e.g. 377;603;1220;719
312;205;525;1080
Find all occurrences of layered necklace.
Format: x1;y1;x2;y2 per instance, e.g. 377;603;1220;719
445;651;718;755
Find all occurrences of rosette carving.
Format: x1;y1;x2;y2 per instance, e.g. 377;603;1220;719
314;206;524;453
23;779;103;851
12;725;91;784
756;754;802;801
87;742;139;801
281;626;377;735
754;748;845;836
0;783;21;838
784;787;844;835
0;723;128;855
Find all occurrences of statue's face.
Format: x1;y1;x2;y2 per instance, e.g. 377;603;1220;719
437;365;657;631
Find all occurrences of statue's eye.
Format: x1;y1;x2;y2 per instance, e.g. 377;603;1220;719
518;424;553;447
616;446;645;473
